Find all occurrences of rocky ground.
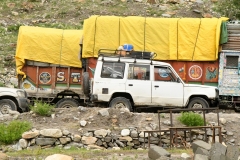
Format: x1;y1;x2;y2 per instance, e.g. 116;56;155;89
1;106;240;159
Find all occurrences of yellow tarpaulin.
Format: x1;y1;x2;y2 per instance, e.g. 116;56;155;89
82;16;228;61
15;26;83;77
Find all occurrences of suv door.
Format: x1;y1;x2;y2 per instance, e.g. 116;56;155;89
126;64;151;105
93;61;126;102
151;66;184;107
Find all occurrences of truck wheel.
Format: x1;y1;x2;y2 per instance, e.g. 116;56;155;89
187;97;209;109
56;98;80;108
0;99;17;114
109;97;133;112
83;72;90;95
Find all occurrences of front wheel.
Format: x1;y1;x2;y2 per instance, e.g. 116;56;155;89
0;99;17;114
187;97;209;109
56;98;80;108
109;97;133;112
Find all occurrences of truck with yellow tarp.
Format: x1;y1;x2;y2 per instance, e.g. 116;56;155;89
15;16;228;108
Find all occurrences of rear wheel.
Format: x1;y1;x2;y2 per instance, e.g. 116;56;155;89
109;97;133;112
56;98;80;108
0;99;17;114
187;97;209;110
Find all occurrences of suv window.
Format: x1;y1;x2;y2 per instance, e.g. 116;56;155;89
154;66;177;82
101;62;125;79
128;64;150;80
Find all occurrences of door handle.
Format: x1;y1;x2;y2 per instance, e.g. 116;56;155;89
128;84;133;86
154;85;159;87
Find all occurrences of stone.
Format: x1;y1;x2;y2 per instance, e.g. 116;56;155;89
94;129;110;137
121;129;130;136
0;153;8;160
40;129;62;138
191;140;211;153
181;153;191;160
45;154;73;160
59;137;71;145
112;147;121;150
98;108;109;116
115;140;125;147
226;145;239;160
80;120;87;127
119;136;132;142
163;120;171;126
67;142;84;148
209;142;227;160
219;118;227;125
81;136;97;145
22;130;40;139
139;131;148;138
104;136;112;143
194;154;208;160
73;134;81;142
195;147;209;157
87;144;105;150
62;130;70;136
35;138;56;146
19;139;28;149
148;145;170;159
227;131;234;136
130;130;138;138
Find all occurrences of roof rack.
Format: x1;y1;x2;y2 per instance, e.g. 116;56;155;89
98;49;157;60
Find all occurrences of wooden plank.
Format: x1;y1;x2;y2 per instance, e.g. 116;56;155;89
228;30;240;34
227;24;240;30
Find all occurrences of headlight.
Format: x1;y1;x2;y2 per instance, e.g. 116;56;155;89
17;90;27;98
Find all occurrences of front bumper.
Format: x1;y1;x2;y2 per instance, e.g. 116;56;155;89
17;97;30;112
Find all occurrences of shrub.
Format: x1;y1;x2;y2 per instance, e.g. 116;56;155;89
30;101;54;116
0;120;31;144
177;111;204;127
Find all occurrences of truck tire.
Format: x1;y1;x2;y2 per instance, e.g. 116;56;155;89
83;72;90;95
109;97;133;112
187;97;209;109
56;98;80;108
0;99;17;114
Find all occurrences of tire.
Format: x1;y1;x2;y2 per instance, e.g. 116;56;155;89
187;97;209;109
109;97;133;112
56;98;80;108
0;99;17;114
83;72;90;95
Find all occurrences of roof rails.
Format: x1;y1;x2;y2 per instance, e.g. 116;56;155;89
98;49;157;60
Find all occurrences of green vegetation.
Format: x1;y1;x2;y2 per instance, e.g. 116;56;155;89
0;120;31;144
177;111;204;127
30;101;54;116
7;146;148;159
213;0;240;19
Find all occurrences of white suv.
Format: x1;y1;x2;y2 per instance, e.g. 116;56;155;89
89;50;219;111
0;87;29;114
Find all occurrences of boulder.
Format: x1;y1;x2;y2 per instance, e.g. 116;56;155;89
45;154;73;160
22;130;40;139
81;136;97;145
40;129;62;138
148;145;170;160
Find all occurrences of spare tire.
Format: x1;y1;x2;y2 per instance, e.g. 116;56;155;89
83;72;90;95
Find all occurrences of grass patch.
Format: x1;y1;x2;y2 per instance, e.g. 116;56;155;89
0;120;32;144
7;146;148;159
30;101;54;116
177;111;205;127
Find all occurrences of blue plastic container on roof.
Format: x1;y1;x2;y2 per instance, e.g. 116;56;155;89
123;44;133;51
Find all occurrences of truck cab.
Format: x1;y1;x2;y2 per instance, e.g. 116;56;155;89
90;50;219;111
